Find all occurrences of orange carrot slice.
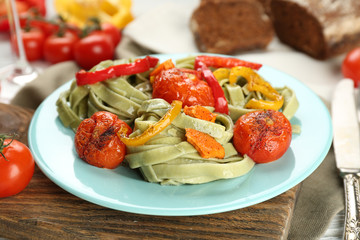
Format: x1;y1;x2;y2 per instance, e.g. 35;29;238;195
183;105;217;122
185;128;225;159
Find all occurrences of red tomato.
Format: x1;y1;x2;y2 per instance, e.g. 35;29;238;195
12;27;45;61
0;0;46;32
43;31;79;64
26;0;46;16
0;1;29;31
74;33;114;70
28;19;59;37
0;138;35;198
152;68;215;107
342;47;360;87
74;111;132;169
233;110;292;163
99;22;121;47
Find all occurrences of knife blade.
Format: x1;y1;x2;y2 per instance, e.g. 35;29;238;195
332;79;360;240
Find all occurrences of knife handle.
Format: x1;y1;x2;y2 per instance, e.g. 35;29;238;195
343;173;360;240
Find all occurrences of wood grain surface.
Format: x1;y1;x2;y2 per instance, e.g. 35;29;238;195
0;103;300;240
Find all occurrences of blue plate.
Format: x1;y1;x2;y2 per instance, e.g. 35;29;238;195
28;53;332;216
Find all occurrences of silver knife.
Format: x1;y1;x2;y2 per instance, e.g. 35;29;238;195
332;79;360;240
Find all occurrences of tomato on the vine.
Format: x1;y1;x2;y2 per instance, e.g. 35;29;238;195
43;30;79;64
0;137;35;198
28;19;59;38
12;27;45;61
97;22;121;47
74;32;114;70
233;110;292;163
342;47;360;87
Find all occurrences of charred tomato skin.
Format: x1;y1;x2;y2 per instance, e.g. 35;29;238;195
152;68;215;108
233;110;292;163
74;111;132;169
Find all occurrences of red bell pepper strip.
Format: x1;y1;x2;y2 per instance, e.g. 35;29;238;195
76;56;159;86
195;55;262;70
195;60;229;114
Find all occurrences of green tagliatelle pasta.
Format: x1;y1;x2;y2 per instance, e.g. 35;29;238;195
124;98;255;185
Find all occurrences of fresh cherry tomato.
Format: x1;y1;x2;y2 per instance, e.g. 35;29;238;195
152;68;215;107
97;22;121;47
74;111;132;169
43;31;79;64
74;32;114;70
0;0;46;32
233;110;292;163
12;27;45;61
28;19;59;37
0;137;35;198
0;1;29;31
342;47;360;87
26;0;46;16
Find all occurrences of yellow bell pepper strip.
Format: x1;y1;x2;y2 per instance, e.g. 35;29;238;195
149;59;175;84
117;100;182;146
195;55;262;70
213;68;230;81
239;67;284;110
76;56;159;86
54;0;133;29
195;60;229;114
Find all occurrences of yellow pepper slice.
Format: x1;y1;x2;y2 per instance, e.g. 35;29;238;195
213;68;230;81
117;100;182;146
212;66;284;110
238;67;284;110
229;66;244;85
54;0;133;29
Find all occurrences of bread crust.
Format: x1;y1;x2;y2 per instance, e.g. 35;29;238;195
190;0;274;54
271;0;360;59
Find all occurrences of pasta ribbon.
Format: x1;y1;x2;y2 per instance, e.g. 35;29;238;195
118;100;182;146
125;99;255;185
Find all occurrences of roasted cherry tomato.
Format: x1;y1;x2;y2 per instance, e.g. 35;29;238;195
43;30;79;64
152;68;215;108
233;110;292;163
342;47;360;87
74;111;132;169
12;27;45;61
74;32;114;70
0;137;35;198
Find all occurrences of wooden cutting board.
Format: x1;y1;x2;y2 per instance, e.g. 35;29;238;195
0;103;300;240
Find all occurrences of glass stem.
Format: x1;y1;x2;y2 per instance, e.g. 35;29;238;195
8;0;32;73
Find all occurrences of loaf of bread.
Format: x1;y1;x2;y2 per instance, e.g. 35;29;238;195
271;0;360;59
190;0;274;55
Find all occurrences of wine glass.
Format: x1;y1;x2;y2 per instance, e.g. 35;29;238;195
0;0;39;102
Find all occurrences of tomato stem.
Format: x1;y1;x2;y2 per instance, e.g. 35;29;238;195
0;134;16;162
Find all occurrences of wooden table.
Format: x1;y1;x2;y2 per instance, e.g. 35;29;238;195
0;103;300;240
